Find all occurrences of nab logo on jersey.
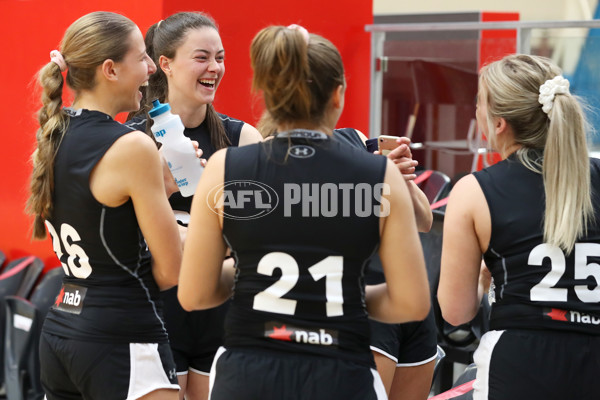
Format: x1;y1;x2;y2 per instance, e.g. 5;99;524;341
265;322;338;346
288;145;315;159
545;308;600;325
53;283;87;315
207;180;279;220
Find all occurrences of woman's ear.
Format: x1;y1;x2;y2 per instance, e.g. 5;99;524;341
494;116;508;136
331;84;345;110
159;55;172;76
100;59;118;81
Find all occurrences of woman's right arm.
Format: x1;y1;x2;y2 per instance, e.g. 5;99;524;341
365;159;430;323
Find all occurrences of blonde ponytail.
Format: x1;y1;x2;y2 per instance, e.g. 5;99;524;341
542;92;592;253
479;54;593;253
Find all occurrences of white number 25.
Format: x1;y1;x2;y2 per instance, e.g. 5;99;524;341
529;243;600;303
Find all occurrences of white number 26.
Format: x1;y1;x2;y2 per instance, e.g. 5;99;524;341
45;221;92;279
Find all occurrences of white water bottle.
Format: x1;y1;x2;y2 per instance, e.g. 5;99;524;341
149;99;203;197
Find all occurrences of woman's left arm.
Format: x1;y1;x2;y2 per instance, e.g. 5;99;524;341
438;174;490;326
238;123;263;146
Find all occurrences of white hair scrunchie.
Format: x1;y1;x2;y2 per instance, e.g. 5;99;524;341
538;75;570;114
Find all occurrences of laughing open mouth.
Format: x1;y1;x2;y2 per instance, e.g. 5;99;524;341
199;79;216;89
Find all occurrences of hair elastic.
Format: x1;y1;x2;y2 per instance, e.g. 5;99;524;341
49;50;67;72
287;24;309;45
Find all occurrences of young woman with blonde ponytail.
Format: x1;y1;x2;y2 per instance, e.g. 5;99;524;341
28;11;183;400
178;24;430;400
438;54;600;399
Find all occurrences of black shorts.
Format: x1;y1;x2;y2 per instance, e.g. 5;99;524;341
40;331;178;400
162;287;229;375
209;347;386;400
369;307;437;367
473;329;600;400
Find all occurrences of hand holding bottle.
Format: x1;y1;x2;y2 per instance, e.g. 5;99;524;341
150;99;205;197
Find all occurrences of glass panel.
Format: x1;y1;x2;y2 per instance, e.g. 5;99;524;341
378;27;600;180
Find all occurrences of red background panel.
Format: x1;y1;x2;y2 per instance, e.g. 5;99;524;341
476;11;520;169
479;11;519;67
0;0;372;269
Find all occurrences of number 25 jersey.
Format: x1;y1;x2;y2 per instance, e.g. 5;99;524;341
474;154;600;335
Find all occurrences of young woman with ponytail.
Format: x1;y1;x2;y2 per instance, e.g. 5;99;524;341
438;54;600;399
127;11;262;400
178;25;430;400
27;11;182;400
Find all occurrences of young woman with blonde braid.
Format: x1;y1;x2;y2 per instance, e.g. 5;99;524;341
28;11;182;399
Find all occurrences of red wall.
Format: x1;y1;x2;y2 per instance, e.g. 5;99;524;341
0;0;372;268
164;0;373;134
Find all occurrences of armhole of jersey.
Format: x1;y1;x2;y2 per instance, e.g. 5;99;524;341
219;113;243;147
472;171;495;256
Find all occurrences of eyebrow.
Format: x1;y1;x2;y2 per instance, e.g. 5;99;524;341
193;49;225;54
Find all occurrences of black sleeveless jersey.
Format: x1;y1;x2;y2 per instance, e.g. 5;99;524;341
474;154;600;335
43;108;168;343
127;113;244;213
221;131;387;366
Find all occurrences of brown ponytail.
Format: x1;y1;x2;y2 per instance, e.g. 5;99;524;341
250;25;344;128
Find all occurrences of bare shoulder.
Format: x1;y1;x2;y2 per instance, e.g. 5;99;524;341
204;147;227;171
353;129;369;144
91;130;160;206
239;123;263;146
448;173;482;202
110;130;157;158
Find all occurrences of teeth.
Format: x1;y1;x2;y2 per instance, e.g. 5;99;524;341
200;79;215;85
141;82;149;87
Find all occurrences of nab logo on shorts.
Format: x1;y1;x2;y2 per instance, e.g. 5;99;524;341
53;283;87;315
288;145;315;159
264;322;338;346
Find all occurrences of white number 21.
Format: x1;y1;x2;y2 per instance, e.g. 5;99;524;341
252;252;344;317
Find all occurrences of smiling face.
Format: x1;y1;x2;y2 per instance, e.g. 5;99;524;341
115;27;157;113
163;26;225;109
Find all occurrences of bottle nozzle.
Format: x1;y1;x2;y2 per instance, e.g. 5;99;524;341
152;99;160;108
